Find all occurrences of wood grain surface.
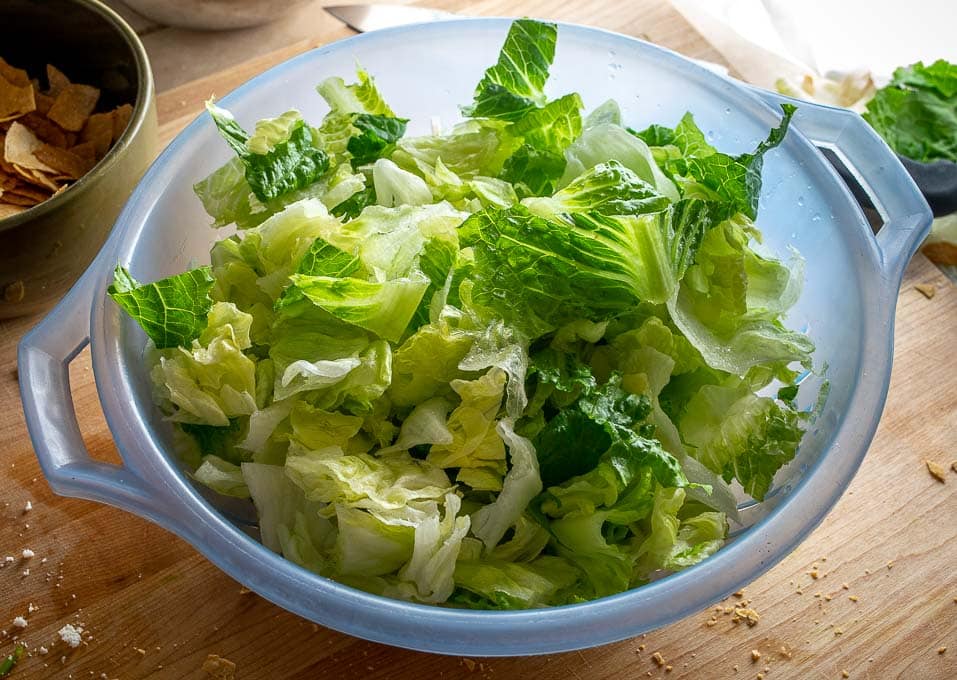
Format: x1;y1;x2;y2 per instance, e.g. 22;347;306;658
1;2;955;678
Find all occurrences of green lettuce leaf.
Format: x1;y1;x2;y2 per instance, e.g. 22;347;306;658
499;94;584;196
667;215;814;376
523;160;669;219
283;272;429;343
108;265;215;349
452;555;579;609
317;66;395;117
284;442;452;512
393;493;471;602
193;454;250;498
427;369;507;490
388;322;475;407
561;123;680;201
863;60;957;163
347;113;408;167
463;19;557;120
661;104;796;219
470;419;543;550
206;102;329;202
149;302;257;426
460;206;680;335
678;380;804;501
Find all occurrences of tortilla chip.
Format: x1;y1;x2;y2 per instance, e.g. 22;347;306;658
0;74;36;122
47;83;99;132
46;64;71;96
0;170;18;191
33;143;93;180
18;111;69;147
34;91;55;116
4;121;56;173
0;154;16;175
0;190;42;206
12;164;61;191
70;141;95;162
0;58;30;88
4;181;49;202
111;103;133;142
79;112;113;159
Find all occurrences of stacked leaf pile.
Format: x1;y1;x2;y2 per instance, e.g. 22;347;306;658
110;19;818;609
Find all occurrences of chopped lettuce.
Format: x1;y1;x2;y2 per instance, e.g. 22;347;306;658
108;265;215;349
462;19;556;121
113;18;818;610
863;60;957;163
206;102;329;202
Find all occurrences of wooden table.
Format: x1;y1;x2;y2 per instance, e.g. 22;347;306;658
1;1;955;678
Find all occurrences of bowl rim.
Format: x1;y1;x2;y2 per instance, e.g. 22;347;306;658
88;18;901;655
0;0;154;233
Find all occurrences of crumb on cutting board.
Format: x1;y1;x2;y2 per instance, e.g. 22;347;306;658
732;607;761;627
202;654;237;680
926;460;947;482
914;283;936;299
58;624;83;648
651;651;666;667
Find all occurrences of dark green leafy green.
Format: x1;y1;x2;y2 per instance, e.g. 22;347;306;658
522;160;669;218
631;123;676;147
0;644;25;678
181;419;246;463
331;186;376;219
346;114;409;167
634;104;795;219
206;102;329;202
108;265;215;349
460;205;682;335
863;60;957;163
462;19;557;120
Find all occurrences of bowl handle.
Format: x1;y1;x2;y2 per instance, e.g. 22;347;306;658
18;279;175;526
750;88;933;282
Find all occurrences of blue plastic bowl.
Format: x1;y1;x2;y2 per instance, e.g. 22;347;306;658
19;19;931;656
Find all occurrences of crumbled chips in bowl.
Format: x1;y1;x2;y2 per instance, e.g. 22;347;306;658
0;58;133;220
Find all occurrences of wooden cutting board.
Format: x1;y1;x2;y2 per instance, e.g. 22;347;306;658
0;2;954;678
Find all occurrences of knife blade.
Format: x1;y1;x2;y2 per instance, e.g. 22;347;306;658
325;4;456;33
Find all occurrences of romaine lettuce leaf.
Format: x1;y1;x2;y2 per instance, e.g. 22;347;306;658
667;215;814;376
427;369;508;490
284;442;452;512
347;113;408;167
242;462;334;557
470;419;543;550
523;160;669;219
149;302;258;426
193;455;250;498
679;380;804;501
283;272;429;343
206;102;329;202
651;104;795;219
863;60;957;163
317;66;395;117
561;123;680;201
389;322;475;407
108;265;215;349
395;493;471;602
452;555;579;609
462;19;557;120
460;206;680;335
